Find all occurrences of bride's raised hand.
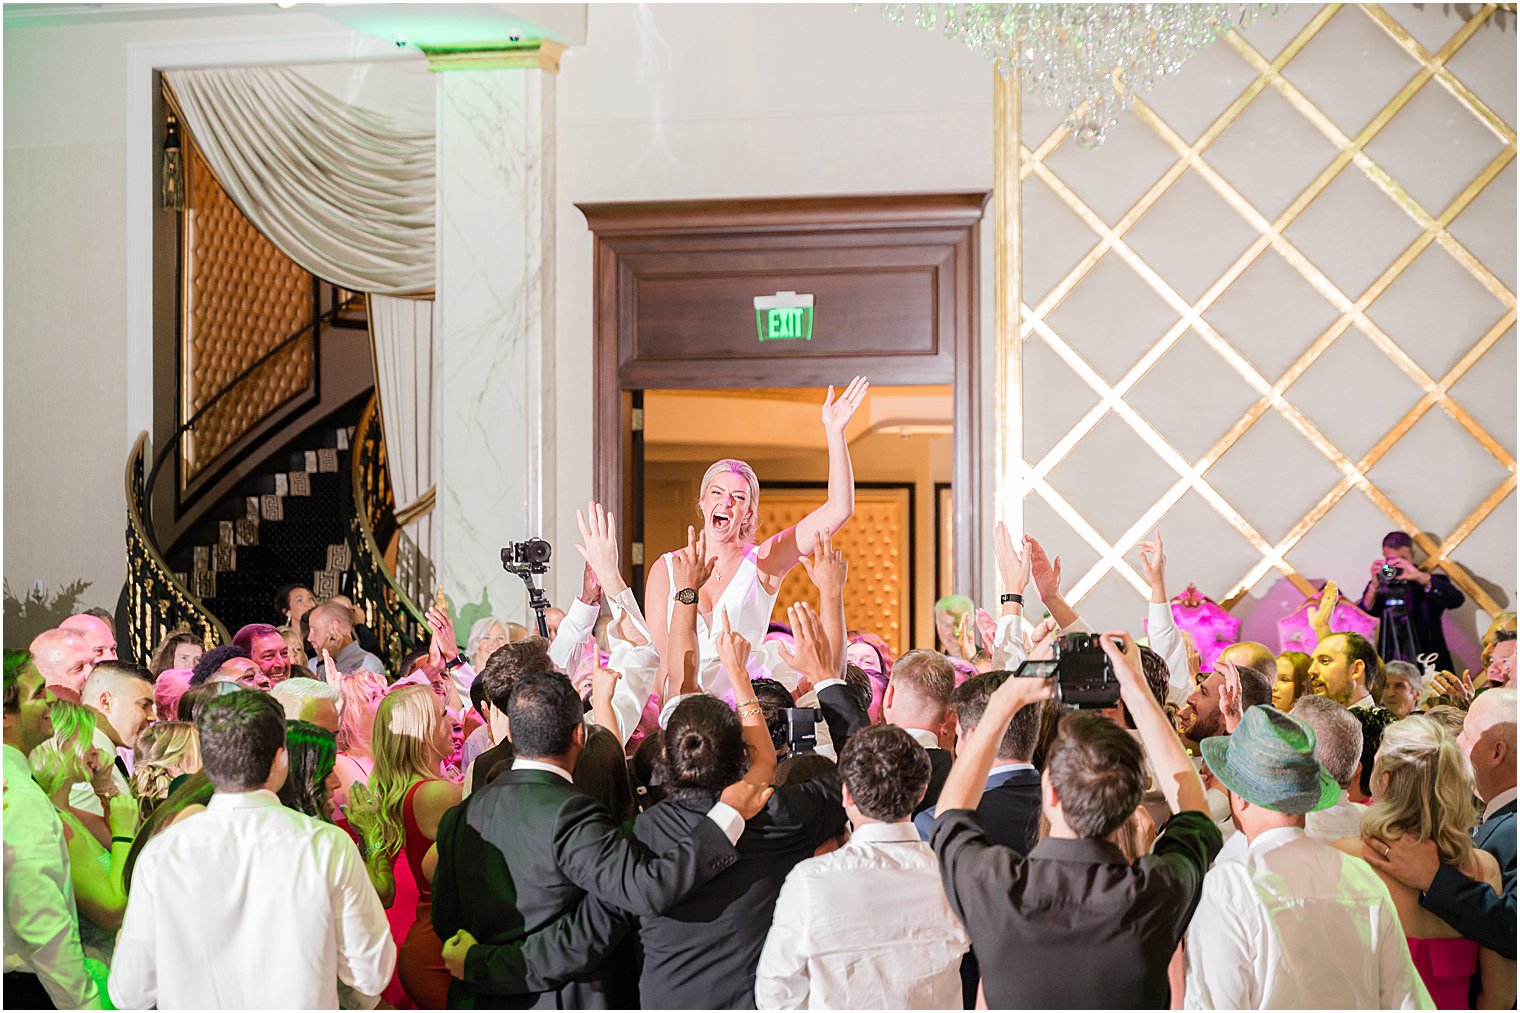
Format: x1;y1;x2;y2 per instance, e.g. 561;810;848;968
820;376;870;438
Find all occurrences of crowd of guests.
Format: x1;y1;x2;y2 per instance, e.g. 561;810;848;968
4;469;1516;1009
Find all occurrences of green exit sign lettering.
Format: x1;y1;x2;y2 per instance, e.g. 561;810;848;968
754;291;814;343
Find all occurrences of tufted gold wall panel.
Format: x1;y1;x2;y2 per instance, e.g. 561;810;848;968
181;143;314;478
997;3;1515;657
759;488;910;656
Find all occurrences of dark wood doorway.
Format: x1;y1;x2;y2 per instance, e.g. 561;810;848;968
578;191;989;607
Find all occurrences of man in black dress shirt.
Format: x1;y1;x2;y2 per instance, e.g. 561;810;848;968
1359;530;1464;673
931;631;1221;1009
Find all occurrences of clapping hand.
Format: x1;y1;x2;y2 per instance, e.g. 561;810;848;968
1428;667;1475;704
1027;536;1063;603
1217;658;1244;733
994;523;1032;596
1309;579;1339;644
820;376;870;439
425;605;459;664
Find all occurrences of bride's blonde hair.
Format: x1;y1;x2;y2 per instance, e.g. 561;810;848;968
697;459;761;541
1360;715;1478;868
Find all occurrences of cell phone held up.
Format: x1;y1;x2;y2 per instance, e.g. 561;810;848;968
1015;631;1123;709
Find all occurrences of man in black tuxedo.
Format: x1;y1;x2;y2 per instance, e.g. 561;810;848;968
880;649;956;817
432;671;773;1008
1370;686;1516;960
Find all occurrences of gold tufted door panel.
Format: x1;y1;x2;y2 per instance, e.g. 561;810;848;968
181;141;315;480
758;486;911;657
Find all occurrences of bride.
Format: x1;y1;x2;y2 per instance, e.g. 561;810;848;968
645;377;869;694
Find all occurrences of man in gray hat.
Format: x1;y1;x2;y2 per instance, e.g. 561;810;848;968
1183;705;1432;1010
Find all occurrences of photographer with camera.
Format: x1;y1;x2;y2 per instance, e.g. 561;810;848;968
1359;530;1464;674
931;632;1220;1009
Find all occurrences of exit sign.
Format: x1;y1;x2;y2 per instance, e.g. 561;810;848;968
754;291;814;342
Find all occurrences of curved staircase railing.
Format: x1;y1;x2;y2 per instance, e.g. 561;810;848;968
125;431;230;661
345;394;426;672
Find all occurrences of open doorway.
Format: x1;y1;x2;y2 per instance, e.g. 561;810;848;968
636;385;952;655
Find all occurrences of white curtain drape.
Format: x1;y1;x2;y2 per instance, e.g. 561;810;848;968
163;65;435;295
368;294;437;566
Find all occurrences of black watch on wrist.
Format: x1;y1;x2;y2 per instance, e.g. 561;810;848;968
675;587;699;606
444;655;466;671
1001;592;1024;605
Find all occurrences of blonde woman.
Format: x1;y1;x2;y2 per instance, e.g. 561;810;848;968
128;720;201;824
278;625;309;670
348;683;460;1010
643;377;869;693
329;664;387;813
30;705;140;964
1335;716;1514;1008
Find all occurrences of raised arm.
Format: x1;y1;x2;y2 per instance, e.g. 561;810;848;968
660;528;714;702
1100;631;1207;815
757;378;869;581
800;532;848;674
991;525;1032;670
717;608;777;787
1027;536;1083;631
1136;532;1191;706
1309;579;1338;648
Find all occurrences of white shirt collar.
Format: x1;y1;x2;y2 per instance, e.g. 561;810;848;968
849;820;923;844
1484;786;1518;821
1244;824;1309;853
513;757;575;784
902;727;941;750
207;789;283;811
1349;692;1376;711
989;761;1036;777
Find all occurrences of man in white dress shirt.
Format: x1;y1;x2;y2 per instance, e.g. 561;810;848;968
755;724;969;1009
1184;705;1431;1010
109;689;395;1009
3;653;101;1009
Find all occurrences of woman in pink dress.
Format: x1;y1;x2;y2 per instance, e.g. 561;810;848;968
1336;716;1514;1008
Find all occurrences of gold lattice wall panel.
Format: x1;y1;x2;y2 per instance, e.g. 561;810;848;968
1002;3;1515;649
759;489;909;656
182;143;314;476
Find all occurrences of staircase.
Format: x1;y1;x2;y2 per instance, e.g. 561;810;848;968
167;402;366;635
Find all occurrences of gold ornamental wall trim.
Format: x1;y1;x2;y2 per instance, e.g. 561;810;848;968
995;2;1515;618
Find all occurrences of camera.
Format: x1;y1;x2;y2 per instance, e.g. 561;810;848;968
1378;560;1401;581
1014;631;1124;709
501;538;552;576
780;706;821;755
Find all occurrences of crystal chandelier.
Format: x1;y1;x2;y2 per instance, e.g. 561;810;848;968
879;4;1275;148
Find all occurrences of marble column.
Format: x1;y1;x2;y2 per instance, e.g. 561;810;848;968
433;52;556;629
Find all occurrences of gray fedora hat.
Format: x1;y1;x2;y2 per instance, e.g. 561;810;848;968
1201;705;1340;815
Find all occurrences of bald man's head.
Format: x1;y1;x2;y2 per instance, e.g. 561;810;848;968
30;628;95;695
1218;641;1276;677
1460;688;1516;804
60;613;117;662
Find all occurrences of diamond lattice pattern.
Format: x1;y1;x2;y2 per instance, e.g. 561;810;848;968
1016;3;1515;621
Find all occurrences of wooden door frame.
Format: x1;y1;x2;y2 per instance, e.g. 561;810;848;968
581;191;988;608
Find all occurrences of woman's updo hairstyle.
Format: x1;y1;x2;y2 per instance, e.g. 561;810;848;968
662;694;746;802
697;459;761;542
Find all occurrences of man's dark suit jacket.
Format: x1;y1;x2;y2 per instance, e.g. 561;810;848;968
630;776;845;1009
932;807;1220;1009
1422;798;1516;960
430;767;740;1009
